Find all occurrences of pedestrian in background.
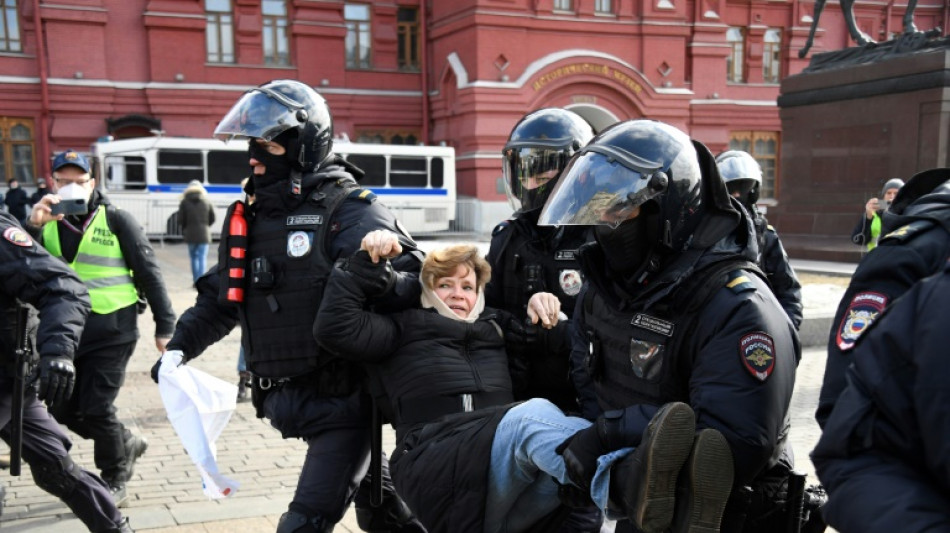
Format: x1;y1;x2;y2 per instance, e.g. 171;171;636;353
0;210;133;532
851;178;904;251
178;179;215;283
4;178;31;225
31;178;50;205
27;150;176;508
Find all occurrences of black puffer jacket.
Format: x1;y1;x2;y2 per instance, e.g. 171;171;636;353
316;252;533;533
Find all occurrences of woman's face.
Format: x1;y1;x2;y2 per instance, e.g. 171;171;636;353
433;264;478;318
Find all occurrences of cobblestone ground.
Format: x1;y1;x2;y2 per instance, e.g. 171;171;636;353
1;241;833;532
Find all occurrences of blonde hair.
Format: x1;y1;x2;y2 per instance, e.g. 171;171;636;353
421;244;491;292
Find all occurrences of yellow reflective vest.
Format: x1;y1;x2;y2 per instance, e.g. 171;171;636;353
42;206;137;314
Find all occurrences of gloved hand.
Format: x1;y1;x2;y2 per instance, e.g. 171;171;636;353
36;355;76;407
341;251;395;297
151;350;186;384
556;424;610;491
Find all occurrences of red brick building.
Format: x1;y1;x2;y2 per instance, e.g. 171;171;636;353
1;0;944;230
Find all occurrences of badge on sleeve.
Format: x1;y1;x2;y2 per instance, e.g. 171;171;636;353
740;332;775;382
835;291;887;351
287;231;312;258
3;226;32;247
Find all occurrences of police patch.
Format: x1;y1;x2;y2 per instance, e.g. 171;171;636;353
835;291;887;351
631;313;674;337
559;269;582;296
555;250;577;261
3;226;32;247
287;231;312;258
287;215;323;226
740;332;775;382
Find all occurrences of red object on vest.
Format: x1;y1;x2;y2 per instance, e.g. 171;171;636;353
227;202;247;302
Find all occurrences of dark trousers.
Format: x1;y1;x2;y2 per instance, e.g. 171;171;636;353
49;342;136;485
0;379;122;531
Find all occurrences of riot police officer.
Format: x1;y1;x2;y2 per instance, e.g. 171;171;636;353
540;120;800;532
153;80;425;533
0;211;132;532
817;167;950;429
812;261;950;533
716;150;803;328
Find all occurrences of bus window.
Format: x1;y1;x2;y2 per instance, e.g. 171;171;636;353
346;154;386;186
208;149;249;184
431;157;444;188
158;150;203;184
390;157;427;187
104;155;146;191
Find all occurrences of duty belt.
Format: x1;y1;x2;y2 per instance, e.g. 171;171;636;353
396;390;513;426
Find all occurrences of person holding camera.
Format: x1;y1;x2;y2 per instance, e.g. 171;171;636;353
851;178;904;251
26;150;175;507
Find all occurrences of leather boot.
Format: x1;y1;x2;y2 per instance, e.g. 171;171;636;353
671;428;734;533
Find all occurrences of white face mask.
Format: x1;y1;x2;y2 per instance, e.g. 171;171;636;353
58;182;92;202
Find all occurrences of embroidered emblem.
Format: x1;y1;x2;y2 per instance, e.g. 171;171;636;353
287;215;323;226
3;226;32;247
558;269;583;296
555;250;577;261
287;231;312;258
740;332;775;382
836;291;887;351
631;314;674;337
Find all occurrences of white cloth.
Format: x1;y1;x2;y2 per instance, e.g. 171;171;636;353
157;350;240;499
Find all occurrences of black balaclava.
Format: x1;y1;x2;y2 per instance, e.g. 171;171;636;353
247;130;296;210
595;201;658;282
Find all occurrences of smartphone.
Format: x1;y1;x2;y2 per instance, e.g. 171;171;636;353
50;198;89;216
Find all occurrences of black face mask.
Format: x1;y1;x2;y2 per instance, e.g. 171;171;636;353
595;216;651;278
248;141;293;190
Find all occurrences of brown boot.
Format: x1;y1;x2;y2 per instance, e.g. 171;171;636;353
609;402;696;533
672;428;734;533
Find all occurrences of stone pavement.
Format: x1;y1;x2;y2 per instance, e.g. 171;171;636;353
1;241;837;532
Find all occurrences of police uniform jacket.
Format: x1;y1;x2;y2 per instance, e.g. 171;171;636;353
485;211;592;411
571;205;799;487
812;263;950;533
752;212;803;329
0;211;90;371
28;190;176;354
316;252;547;533
818;177;950;428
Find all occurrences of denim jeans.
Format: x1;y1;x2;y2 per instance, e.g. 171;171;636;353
484;398;633;533
237;345;246;373
187;242;209;282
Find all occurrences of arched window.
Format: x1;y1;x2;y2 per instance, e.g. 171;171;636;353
0;118;35;184
763;29;782;84
727;27;745;83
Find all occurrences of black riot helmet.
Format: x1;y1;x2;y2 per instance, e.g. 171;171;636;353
538;119;703;253
214;79;333;172
502;108;594;213
716;150;762;208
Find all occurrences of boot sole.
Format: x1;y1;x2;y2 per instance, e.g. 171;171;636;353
677;429;734;533
633;403;696;533
126;437;148;480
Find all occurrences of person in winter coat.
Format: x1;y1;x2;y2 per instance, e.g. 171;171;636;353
316;234;709;533
178;180;216;282
850;178;904;252
4;178;31;224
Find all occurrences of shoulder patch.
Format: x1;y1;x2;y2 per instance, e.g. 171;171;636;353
880;219;935;244
347;188;376;203
3;226;33;247
835;291;887;351
740;332;775;382
492;220;510;237
725;270;756;294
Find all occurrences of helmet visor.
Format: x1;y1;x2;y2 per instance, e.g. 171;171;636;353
502;146;567;212
717;155;761;184
214;89;304;142
538;151;664;228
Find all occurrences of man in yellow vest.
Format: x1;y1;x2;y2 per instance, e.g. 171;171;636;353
851;178;904;252
27;150;176;508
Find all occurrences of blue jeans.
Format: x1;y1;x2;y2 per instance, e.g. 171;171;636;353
484;398;633;532
237;345;246;373
187;242;209;282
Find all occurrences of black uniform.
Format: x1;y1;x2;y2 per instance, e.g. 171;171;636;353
0;211;127;532
812;260;950;533
751;213;803;329
485;213;591;412
30;189;176;487
165;160;423;526
817;170;950;429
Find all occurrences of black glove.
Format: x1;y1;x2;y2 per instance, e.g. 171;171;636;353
36;355;76;407
341;251;395;297
150;356;163;384
556;410;626;490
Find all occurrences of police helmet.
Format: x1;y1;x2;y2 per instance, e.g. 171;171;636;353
716;150;762;206
215;79;333;172
538;119;703;251
502;108;594;213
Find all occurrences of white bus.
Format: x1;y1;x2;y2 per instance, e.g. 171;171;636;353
89;136;457;239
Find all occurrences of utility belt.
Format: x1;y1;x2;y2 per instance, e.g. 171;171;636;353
396;390;513;427
723;469;827;533
249;361;362;418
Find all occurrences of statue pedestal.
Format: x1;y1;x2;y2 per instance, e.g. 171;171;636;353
770;35;950;263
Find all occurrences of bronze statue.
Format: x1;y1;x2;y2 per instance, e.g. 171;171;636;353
799;0;919;58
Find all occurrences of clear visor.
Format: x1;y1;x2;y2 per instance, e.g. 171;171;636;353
214;89;304;142
502;146;566;212
717;156;761;184
538;151;662;228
